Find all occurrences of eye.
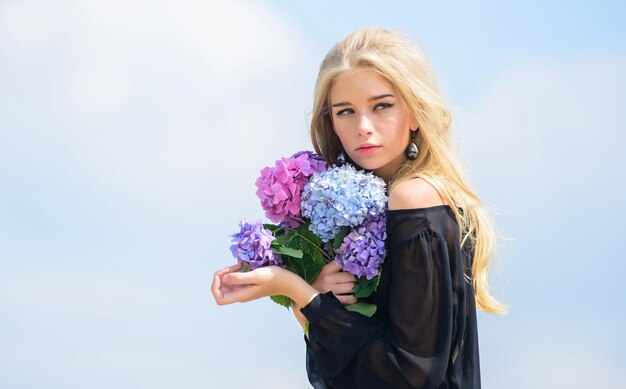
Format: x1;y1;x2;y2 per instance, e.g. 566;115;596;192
375;103;394;110
335;108;354;116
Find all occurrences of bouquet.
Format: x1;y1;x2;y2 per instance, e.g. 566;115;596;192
229;151;388;317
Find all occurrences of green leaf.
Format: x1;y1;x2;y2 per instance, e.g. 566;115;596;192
353;274;381;298
332;227;351;249
294;223;323;246
263;223;280;232
275;234;290;246
268;223;328;283
291;242;325;283
304;322;310;335
346;302;377;317
288;253;324;284
282;255;303;274
270;295;292;309
272;246;304;258
241;263;250;272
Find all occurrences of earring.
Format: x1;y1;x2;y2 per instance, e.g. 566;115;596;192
406;130;419;160
336;151;346;166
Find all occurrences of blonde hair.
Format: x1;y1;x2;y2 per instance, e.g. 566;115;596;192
310;27;507;313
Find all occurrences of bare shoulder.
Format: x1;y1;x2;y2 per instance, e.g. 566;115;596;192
388;178;445;211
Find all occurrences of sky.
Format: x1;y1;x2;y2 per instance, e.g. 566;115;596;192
1;0;625;388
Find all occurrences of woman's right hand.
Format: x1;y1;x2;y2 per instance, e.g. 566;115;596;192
311;261;357;305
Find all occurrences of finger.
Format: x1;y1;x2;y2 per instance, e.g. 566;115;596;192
331;282;357;295
223;270;258;285
219;284;261;305
211;274;222;300
328;272;357;283
215;263;243;278
212;275;233;305
336;294;357;305
322;260;343;274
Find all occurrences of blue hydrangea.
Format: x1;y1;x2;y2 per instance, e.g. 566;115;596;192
301;165;388;242
229;220;283;270
335;214;387;280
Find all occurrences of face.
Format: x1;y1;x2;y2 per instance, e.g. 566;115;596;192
329;69;417;182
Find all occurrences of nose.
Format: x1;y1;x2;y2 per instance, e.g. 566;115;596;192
356;114;374;137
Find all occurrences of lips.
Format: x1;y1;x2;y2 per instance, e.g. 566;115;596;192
356;143;380;150
356;144;381;155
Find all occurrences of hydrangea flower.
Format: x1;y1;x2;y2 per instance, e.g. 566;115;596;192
229;220;283;270
301;164;387;242
255;151;326;228
335;214;387;280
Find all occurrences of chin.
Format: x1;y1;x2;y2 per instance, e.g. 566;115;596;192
351;158;381;171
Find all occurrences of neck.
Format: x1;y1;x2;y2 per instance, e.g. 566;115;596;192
373;159;406;184
373;169;397;186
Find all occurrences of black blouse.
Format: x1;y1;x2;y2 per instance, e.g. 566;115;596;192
300;205;480;388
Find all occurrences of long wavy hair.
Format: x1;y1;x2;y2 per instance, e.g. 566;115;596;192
310;27;507;313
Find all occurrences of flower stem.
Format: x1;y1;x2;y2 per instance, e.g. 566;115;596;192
283;227;333;263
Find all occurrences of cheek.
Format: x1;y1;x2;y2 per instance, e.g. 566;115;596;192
333;123;353;141
379;117;404;140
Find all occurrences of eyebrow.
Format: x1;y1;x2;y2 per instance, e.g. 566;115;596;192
331;94;395;108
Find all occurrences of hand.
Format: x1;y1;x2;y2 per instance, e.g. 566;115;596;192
211;263;246;305
312;261;357;305
212;263;293;305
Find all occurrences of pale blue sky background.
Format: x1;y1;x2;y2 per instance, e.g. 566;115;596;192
1;1;625;388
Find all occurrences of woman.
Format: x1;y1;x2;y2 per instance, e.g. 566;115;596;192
212;27;507;388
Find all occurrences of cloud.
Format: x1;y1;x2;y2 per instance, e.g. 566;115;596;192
70;64;131;113
0;277;174;315
72;0;300;76
0;1;52;47
455;56;626;388
454;55;626;207
453;55;626;282
519;353;625;388
53;348;307;389
63;348;216;388
0;0;315;221
480;317;626;389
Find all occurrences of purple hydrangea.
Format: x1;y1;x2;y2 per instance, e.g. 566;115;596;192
335;214;387;280
255;151;326;228
301;164;388;242
229;220;283;270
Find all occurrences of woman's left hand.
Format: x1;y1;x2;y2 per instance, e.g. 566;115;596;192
211;263;294;305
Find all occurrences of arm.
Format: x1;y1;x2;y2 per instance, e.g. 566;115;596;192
291;260;358;334
211;264;319;308
301;228;455;388
300;179;457;388
211;261;357;334
291;300;309;333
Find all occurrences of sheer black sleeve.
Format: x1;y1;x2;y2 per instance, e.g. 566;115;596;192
300;207;479;388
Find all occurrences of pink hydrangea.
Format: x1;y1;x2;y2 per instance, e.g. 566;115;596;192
255;151;326;227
